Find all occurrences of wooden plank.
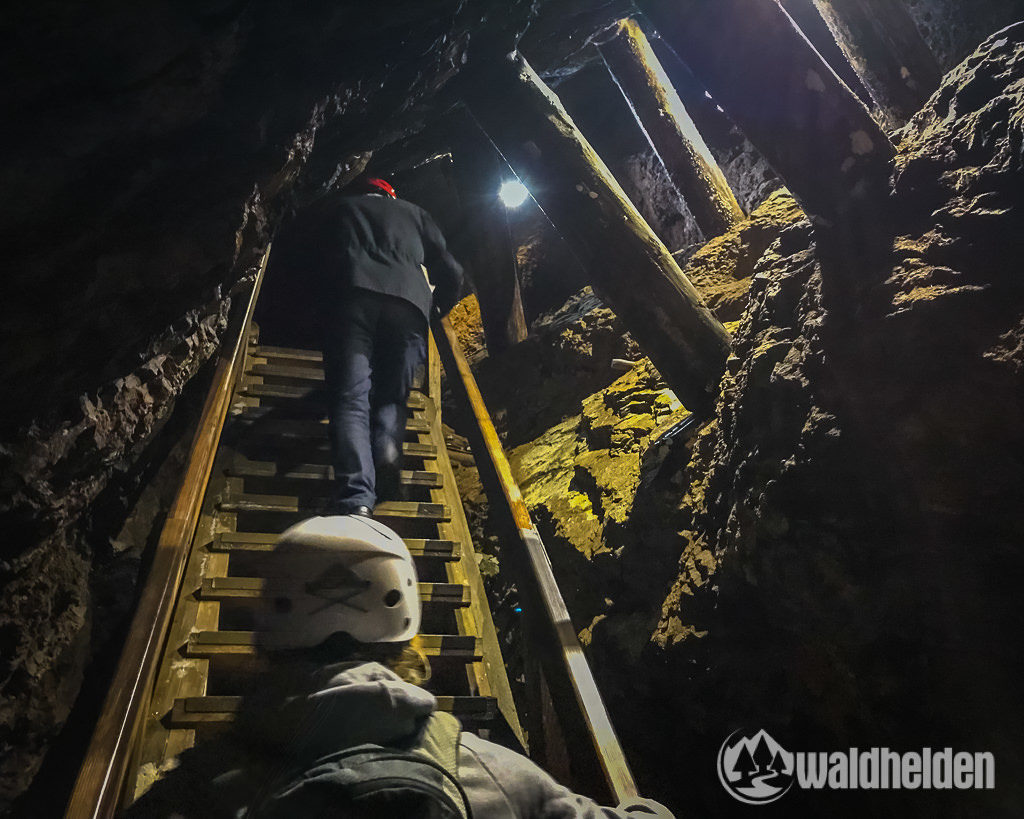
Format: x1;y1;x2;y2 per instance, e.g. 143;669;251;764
237;382;427;410
168;695;497;727
435;314;637;803
199;577;470;607
217;496;450;521
226;415;431;436
210;532;460;560
224;456;441;489
235;438;438;459
248;363;325;381
188;631;482;660
251;345;323;363
810;0;942;128
596;18;745;239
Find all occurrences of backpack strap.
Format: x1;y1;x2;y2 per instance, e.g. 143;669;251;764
412;712;468;818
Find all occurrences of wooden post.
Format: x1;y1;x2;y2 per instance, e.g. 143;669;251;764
449;128;529;355
778;0;874;107
597;18;745;240
810;0;942;128
434;314;639;804
635;0;895;240
464;53;731;419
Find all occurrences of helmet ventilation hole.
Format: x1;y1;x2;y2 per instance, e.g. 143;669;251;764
384;589;402;607
407;578;413;586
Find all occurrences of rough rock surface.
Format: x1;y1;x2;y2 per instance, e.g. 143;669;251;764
618;151;701;252
679;189;804;322
0;298;228;806
627;28;1024;816
0;0;633;808
509;360;687;620
903;0;1024;70
467;289;644;448
475;25;1024;817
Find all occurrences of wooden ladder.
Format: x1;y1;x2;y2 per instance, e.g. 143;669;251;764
125;333;523;803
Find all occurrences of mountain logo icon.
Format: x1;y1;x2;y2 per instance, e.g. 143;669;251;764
717;729;795;804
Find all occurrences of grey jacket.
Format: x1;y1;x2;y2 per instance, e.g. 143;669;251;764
122;661;674;818
251;662;673;818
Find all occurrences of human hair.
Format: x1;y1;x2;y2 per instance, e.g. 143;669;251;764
302;632;432;686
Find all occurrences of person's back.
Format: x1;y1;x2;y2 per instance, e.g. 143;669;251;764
313;177;463;516
121;516;675;818
329;192;462;321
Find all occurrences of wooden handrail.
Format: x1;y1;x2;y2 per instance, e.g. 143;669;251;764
433;314;638;805
66;247;271;818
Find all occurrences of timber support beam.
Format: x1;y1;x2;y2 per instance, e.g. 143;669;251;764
810;0;942;128
635;0;896;250
597;18;745;240
463;52;731;419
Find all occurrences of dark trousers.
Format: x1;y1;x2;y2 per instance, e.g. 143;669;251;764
322;289;427;512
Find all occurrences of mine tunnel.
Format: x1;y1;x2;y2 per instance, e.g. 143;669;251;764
4;0;1024;816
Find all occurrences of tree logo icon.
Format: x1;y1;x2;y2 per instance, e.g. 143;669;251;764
717;729;795;804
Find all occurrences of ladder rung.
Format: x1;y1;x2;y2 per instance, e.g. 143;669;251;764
371;501;450;521
251;345;323;363
248;363;325;382
225;458;443;489
218;496;450;521
199;577;469;607
210;532;460;560
236;439;438;458
238;382;427;410
187;631;481;660
168;695;496;726
227;413;431;436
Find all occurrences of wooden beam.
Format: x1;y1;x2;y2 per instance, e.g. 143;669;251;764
636;0;895;239
779;0;874;107
464;53;731;418
434;314;638;804
810;0;942;128
597;18;745;240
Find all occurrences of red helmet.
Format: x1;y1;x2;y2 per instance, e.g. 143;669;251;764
366;177;397;198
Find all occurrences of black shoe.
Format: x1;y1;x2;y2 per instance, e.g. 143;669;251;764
348;505;373;517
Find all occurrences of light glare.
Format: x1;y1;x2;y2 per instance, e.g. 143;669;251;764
499;179;530;208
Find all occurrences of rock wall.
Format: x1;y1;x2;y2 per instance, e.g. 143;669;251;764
5;0;1022;813
485;26;1024;816
636;27;1024;816
903;0;1024;70
0;0;569;808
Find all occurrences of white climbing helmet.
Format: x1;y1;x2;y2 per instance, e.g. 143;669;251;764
255;515;420;650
